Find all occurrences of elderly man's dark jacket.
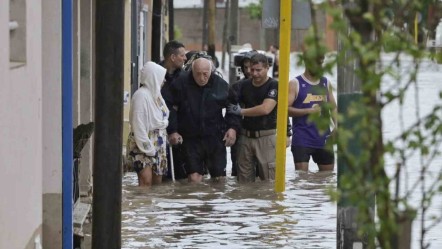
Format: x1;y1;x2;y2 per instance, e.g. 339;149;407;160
163;71;240;139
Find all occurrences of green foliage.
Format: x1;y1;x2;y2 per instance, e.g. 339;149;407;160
246;0;263;20
436;51;442;64
304;0;442;248
174;25;182;40
382;33;404;53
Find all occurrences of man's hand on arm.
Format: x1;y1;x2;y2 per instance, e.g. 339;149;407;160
227;104;242;116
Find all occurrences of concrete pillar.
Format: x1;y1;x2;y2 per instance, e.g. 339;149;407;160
79;0;94;196
73;0;80;126
42;1;63;248
123;0;132;148
93;0;124;246
145;0;153;61
228;0;238;85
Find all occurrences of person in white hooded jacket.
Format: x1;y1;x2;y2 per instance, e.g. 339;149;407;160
127;61;170;186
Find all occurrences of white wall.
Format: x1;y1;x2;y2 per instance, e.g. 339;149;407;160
0;0;44;248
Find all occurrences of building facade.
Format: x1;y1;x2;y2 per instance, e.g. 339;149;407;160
1;0;44;248
1;0;168;248
174;3;336;52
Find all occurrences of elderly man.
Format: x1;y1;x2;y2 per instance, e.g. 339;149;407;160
163;58;240;183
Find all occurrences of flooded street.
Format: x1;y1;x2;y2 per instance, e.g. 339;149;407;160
382;56;442;249
121;55;442;248
122;159;337;249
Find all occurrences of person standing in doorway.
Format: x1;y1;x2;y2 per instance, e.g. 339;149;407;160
228;53;291;183
288;45;337;171
268;44;279;79
127;62;169;186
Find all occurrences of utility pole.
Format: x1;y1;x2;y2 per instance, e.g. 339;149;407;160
202;0;209;49
93;0;124;248
131;0;138;94
228;0;238;84
221;0;230;70
169;0;174;41
337;2;375;248
274;0;291;193
336;32;365;249
207;0;216;60
152;0;162;62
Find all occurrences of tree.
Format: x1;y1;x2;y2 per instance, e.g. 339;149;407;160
303;0;442;248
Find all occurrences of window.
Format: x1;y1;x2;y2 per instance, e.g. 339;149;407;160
9;0;26;68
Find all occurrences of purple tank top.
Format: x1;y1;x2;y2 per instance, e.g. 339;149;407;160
291;75;331;148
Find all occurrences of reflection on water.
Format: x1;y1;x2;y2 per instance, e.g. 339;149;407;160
122;169;337;249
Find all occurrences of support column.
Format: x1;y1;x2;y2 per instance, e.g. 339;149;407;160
228;0;238;85
79;0;94;197
73;0;80;126
151;0;161;62
92;0;124;247
42;0;63;248
337;15;375;248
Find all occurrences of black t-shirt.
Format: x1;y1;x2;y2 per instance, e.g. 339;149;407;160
159;61;183;97
239;78;278;131
228;77;247;104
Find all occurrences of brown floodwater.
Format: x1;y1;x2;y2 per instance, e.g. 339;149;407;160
122;159;337;249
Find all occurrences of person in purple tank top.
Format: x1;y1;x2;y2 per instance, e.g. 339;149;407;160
288;45;337;171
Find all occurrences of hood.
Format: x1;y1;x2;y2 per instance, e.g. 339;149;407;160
139;61;167;97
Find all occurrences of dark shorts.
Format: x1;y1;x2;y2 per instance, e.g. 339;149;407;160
291;146;334;165
182;136;226;178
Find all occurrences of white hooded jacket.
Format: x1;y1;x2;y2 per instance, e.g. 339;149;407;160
129;61;170;156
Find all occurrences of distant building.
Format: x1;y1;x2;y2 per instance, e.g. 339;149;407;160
174;0;260;8
173;1;336;51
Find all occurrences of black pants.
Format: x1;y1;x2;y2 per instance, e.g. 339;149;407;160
230;142;239;176
182;136;227;178
165;144;187;180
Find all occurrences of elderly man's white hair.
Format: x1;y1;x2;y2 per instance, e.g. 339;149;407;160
192;57;215;72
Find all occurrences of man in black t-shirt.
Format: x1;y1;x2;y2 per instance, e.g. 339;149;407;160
159;40;187;180
159;40;187;93
228;53;291;182
228;50;256;176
